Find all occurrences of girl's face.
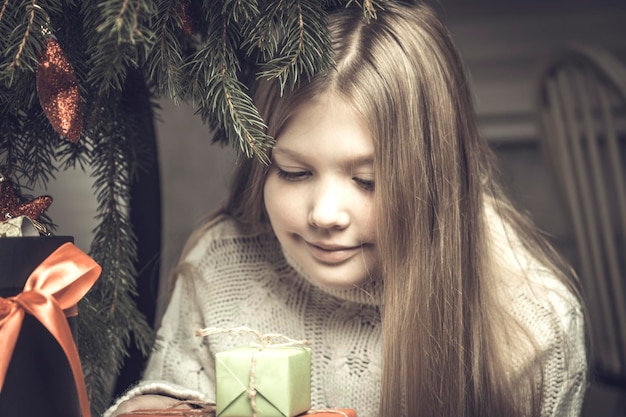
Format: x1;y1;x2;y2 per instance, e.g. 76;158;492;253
263;92;379;289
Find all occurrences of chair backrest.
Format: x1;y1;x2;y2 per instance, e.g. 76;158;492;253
536;44;626;383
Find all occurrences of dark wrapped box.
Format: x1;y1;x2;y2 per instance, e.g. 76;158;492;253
0;236;82;417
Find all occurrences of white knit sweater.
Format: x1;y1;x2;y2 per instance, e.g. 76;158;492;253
104;212;586;417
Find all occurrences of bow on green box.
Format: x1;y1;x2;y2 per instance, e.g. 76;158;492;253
216;346;311;417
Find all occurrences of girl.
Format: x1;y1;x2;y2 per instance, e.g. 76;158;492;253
107;2;587;416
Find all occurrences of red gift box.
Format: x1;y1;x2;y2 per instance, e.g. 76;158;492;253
303;409;357;417
118;401;216;416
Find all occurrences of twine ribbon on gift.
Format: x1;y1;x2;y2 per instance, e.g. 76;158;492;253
196;326;309;349
0;242;101;417
195;326;309;417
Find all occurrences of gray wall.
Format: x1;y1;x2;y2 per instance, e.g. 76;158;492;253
445;1;626;270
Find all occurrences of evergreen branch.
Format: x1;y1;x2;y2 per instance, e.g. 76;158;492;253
144;0;186;100
115;0;132;30
88;44;129;100
96;0;155;45
346;0;385;20
219;74;274;163
186;7;273;162
0;87;57;189
220;0;260;25
78;297;110;414
119;69;156;179
8;0;38;71
83;0;156;98
57;131;93;172
80;113;153;415
242;0;284;60
0;1;69;88
18;106;59;187
0;110;26;178
256;0;332;94
1;0;48;86
0;97;57;229
0;0;10;25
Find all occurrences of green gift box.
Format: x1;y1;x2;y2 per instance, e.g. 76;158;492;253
215;346;311;417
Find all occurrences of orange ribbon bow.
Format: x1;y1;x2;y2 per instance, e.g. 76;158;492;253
0;242;101;417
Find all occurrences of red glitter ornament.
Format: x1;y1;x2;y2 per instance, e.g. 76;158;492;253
36;37;83;143
0;174;53;223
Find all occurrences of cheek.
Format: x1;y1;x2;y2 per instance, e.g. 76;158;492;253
364;204;378;236
263;178;302;227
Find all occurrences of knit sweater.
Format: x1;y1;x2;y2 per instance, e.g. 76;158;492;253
104;212;586;417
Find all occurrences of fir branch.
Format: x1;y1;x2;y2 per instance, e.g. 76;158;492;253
185;7;273;162
0;0;10;25
220;0;260;25
0;81;58;189
0;6;16;65
144;0;186;100
363;0;375;17
219;74;274;163
83;0;156;98
242;0;284;61
80;113;153;415
56;131;93;172
255;0;333;94
0;0;48;86
346;0;385;20
17;106;59;187
119;68;156;179
96;0;155;45
77;297;110;415
8;0;39;70
0;110;25;178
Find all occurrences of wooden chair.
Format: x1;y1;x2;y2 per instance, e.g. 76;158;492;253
536;44;626;387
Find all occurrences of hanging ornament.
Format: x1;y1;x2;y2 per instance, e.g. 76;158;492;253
36;37;83;143
0;173;53;234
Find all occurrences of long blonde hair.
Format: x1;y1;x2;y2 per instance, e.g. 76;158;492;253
219;2;581;416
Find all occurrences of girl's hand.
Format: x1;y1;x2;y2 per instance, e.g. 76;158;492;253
111;394;191;416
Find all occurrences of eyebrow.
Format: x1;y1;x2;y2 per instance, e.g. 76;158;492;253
272;147;374;168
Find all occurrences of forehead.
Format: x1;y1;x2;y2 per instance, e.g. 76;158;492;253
274;92;374;161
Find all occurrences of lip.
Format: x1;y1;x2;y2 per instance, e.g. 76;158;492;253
305;241;362;264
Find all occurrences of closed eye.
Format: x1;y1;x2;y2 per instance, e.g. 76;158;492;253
276;168;310;181
354;177;374;191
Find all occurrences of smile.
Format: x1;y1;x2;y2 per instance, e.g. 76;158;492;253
305;242;362;264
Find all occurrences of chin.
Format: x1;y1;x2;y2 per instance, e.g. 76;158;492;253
307;272;368;289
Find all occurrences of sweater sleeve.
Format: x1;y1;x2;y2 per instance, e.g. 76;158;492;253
544;302;587;417
103;264;216;417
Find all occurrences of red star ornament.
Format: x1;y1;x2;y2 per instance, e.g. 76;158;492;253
0;176;53;222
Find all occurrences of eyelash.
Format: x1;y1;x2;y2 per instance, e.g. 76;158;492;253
354;177;375;191
276;168;375;191
276;169;309;181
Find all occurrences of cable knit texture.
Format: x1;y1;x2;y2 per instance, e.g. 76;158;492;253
104;212;586;417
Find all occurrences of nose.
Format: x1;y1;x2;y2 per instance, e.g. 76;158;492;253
308;181;350;230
